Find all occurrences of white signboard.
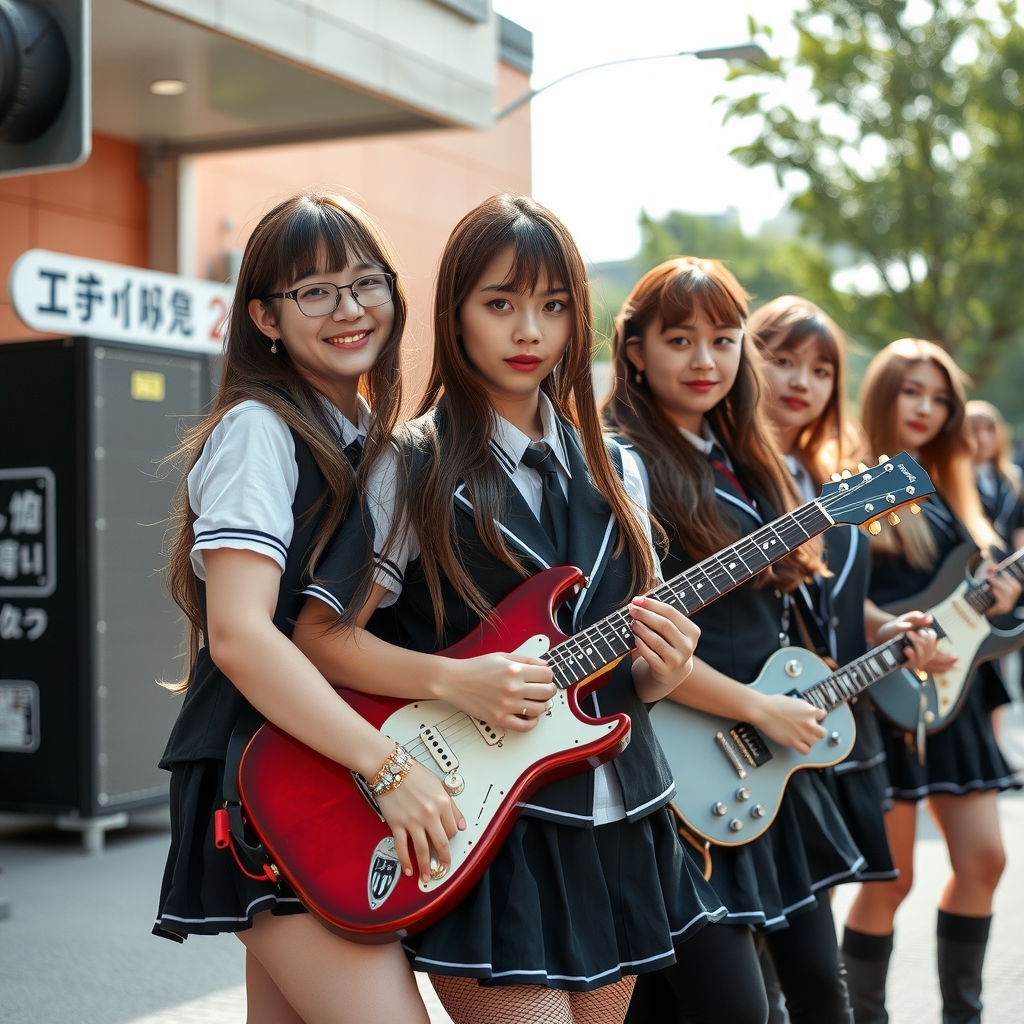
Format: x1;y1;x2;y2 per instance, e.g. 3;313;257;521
9;249;233;355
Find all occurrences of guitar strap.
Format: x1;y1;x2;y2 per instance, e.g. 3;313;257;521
217;705;280;884
790;584;838;670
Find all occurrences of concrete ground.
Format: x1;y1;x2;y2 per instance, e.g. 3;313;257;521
2;705;1023;1023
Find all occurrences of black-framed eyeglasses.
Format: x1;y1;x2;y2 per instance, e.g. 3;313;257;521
265;273;394;317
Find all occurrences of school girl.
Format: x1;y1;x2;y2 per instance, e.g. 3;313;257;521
752;296;949;887
153;191;481;1024
293;194;728;1024
603;260;899;1024
966;400;1024;552
843;339;1022;1024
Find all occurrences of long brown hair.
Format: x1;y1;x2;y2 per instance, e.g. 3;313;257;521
749;295;865;489
859;338;998;568
602;258;822;591
166;191;407;688
402;194;656;635
966;400;1021;496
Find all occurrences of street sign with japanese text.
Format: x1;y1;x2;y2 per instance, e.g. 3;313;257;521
9;249;232;354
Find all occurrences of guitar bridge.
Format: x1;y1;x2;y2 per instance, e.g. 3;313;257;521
715;731;747;779
729;722;773;768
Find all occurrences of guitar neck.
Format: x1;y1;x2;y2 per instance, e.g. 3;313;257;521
963;549;1024;615
802;626;942;713
542;500;835;689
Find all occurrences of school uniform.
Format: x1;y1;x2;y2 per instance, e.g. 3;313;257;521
870;493;1022;802
310;393;727;991
787;458;897;882
976;464;1024;546
623;429;862;1024
153;398;369;941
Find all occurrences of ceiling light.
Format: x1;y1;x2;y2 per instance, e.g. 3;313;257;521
150;79;187;96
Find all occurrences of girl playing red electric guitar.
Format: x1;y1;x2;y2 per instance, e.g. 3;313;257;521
156;192;482;1024
294;194;726;1024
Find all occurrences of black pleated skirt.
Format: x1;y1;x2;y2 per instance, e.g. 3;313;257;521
702;771;864;932
880;665;1022;802
402;807;728;991
822;697;897;881
153;759;306;942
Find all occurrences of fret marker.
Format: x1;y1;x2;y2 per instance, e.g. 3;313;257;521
697;582;703;589
729;562;736;570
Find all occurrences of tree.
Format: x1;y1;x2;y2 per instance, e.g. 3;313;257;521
722;0;1024;384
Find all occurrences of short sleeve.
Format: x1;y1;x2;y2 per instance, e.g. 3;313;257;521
188;401;298;580
617;443;664;585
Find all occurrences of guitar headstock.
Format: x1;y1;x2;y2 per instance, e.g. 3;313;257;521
817;452;935;531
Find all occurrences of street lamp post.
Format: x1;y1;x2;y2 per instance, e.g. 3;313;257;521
493;42;767;122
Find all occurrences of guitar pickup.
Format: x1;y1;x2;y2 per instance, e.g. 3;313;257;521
470;718;505;746
420;725;459;774
729;722;774;768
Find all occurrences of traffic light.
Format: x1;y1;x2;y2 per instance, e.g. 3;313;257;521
0;0;89;177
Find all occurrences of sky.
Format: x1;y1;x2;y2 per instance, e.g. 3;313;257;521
492;0;805;263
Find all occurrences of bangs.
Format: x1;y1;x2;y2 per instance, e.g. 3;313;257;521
491;214;572;295
276;197;383;287
773;319;842;369
658;262;746;330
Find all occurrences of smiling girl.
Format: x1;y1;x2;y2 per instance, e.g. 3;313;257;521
842;339;1021;1024
294;195;728;1024
604;261;872;1024
154;192;469;1024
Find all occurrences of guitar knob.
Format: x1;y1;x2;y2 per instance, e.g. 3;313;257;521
711;802;727;816
868;521;882;535
751;805;766;819
888;512;901;527
924;711;936;723
736;788;750;801
444;772;465;796
878;454;890;464
910;503;921;514
829;732;841;746
729;819;744;832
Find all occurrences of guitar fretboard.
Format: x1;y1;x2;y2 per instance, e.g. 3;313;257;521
542;501;834;689
802;632;921;712
963;551;1024;615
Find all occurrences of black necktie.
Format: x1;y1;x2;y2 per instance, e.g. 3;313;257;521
521;443;569;562
343;438;363;469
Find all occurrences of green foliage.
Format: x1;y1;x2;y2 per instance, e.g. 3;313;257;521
721;0;1024;385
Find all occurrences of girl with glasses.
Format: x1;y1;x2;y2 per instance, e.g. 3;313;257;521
156;191;483;1024
294;194;726;1024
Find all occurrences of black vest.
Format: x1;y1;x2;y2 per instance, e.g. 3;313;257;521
374;405;676;826
160;431;364;766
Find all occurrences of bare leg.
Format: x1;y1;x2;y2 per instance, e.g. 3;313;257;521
244;948;306;1024
845;800;917;935
238;913;429;1024
927;791;1006;916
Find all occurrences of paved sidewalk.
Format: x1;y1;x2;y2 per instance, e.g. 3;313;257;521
2;708;1023;1023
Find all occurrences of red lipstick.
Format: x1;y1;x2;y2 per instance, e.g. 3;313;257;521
506;355;543;372
684;380;716;393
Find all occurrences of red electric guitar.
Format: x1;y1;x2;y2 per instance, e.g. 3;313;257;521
237;454;932;941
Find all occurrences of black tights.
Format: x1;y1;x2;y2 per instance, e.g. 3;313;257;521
762;896;851;1024
624;923;768;1024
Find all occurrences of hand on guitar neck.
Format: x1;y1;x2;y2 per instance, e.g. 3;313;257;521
981;563;1022;616
873;609;954;676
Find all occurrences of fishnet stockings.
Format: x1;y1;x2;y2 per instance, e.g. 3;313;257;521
429;974;637;1024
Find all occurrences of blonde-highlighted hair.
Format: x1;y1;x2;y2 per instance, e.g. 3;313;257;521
859;339;998;568
966;400;1021;496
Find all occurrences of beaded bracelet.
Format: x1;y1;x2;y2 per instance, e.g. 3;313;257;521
367;742;413;797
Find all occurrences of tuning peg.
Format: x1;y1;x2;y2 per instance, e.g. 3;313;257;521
831;473;843;483
868;520;882;535
857;462;869;473
888;512;901;526
878;454;890;464
841;469;852;479
910;503;921;514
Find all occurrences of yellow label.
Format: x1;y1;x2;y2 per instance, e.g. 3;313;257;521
130;370;165;402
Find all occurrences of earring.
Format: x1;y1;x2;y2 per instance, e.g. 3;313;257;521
634;370;643;384
270;340;278;355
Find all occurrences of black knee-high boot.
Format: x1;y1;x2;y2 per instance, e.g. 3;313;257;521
841;928;892;1024
936;911;991;1024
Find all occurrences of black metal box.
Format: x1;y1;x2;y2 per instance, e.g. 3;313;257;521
0;337;215;815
